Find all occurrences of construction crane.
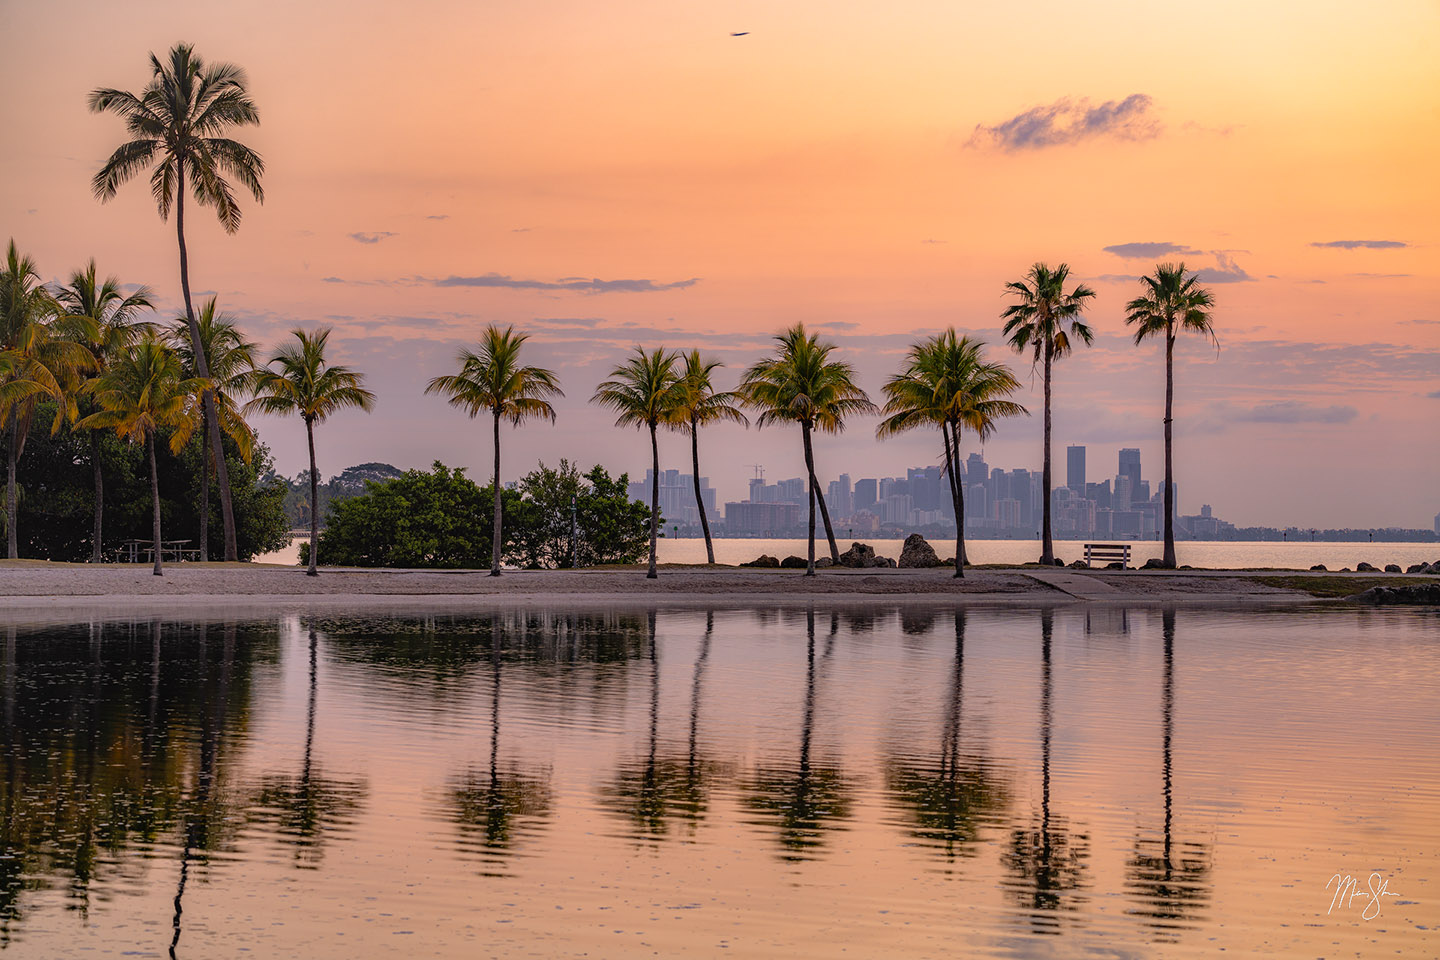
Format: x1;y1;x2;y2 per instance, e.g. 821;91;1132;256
746;464;765;480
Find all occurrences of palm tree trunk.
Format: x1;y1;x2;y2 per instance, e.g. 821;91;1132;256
802;422;817;576
647;422;660;579
148;432;163;577
491;411;503;576
811;467;841;563
6;416;18;559
91;430;104;563
199;411;210;563
941;421;964;578
306;418;319;577
690;420;715;564
1040;343;1055;565
175;167;239;562
1162;332;1177;568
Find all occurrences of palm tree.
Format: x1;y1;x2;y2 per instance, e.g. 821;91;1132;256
246;328;375;576
666;351;747;564
169;298;260;561
425;326;562;576
77;336;205;576
591;347;680;579
741;324;875;575
55;260;155;562
1;240;94;559
1124;265;1216;569
90;43;266;563
1001;263;1096;566
878;331;1026;577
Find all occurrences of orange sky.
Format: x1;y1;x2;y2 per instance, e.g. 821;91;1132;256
2;0;1437;526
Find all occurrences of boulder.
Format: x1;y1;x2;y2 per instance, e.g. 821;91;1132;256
1309;564;1328;572
1384;564;1402;573
1068;560;1089;569
881;556;898;568
1053;557;1065;567
1106;561;1125;570
838;542;885;568
1142;558;1167;570
815;557;834;569
1356;562;1378;573
741;554;779;568
898;534;943;568
780;555;808;569
1348;583;1440;606
1406;563;1427;574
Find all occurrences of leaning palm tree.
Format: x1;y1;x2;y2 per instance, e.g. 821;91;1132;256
1;240;95;558
591;347;680;579
246;328;375;576
878;331;1026;578
1124;264;1216;569
1001;263;1096;566
77;336;205;576
741;325;876;575
169;298;260;561
55;260;155;562
90;43;266;562
425;325;563;576
666;351;748;565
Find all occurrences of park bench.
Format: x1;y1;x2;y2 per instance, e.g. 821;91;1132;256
1083;543;1131;569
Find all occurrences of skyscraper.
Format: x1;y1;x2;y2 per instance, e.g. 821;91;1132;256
854;478;878;512
1119;448;1142;495
1067;445;1086;493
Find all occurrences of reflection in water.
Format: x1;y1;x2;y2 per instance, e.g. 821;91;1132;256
886;611;1009;867
598;612;717;841
447;621;551;876
745;610;853;861
1001;609;1090;933
246;627;367;870
1125;609;1212;936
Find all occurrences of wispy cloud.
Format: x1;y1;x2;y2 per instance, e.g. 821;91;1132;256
1310;240;1407;250
970;94;1160;151
1104;241;1203;259
1349;272;1412;279
1194;252;1255;284
1427;390;1440;399
1234;401;1357;424
424;215;449;221
433;274;698;294
349;231;397;244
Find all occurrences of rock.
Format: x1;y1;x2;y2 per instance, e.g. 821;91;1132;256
1348;583;1440;605
1106;561;1125;570
741;554;779;568
1339;567;1351;573
1053;557;1065;567
815;557;834;569
898;534;943;568
1385;564;1402;573
1068;560;1089;569
780;555;808;569
1406;563;1427;574
838;542;885;568
1356;562;1377;572
1309;564;1327;571
940;557;955;566
1180;565;1194;570
1142;558;1166;570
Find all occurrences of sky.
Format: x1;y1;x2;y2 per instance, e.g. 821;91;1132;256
2;0;1437;528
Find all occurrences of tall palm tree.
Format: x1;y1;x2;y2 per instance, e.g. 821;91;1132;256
425;326;562;576
591;347;680;579
246;328;375;576
878;331;1026;577
741;324;875;575
666;351;747;565
77;336;205;577
1001;263;1096;566
1124;265;1216;569
55;260;155;562
90;43;266;562
169;298;260;561
1;240;94;559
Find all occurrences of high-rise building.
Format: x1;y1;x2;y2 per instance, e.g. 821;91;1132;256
854;478;878;512
1086;479;1111;510
1119;448;1142;496
630;469;716;525
1114;474;1132;512
777;477;806;503
1434;511;1440;536
1010;469;1034;527
827;474;853;518
1066;445;1086;493
965;453;988;488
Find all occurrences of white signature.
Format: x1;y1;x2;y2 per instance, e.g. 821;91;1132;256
1327;872;1402;920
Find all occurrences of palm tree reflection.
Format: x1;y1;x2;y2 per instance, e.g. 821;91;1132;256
1124;609;1211;937
1001;608;1089;933
886;611;1008;867
744;609;852;861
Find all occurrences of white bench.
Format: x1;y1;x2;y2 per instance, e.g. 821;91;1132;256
1083;543;1131;568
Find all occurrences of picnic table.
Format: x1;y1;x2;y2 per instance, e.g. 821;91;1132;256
117;539;202;563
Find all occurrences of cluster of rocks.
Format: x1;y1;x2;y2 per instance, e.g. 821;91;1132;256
741;535;959;571
1348;583;1440;605
1309;560;1440;574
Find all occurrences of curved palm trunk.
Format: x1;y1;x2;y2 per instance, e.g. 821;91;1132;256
801;422;817;576
306;418;319;577
490;411;503;576
690;420;715;564
148;432;163;577
198;410;210;563
1162;333;1177;568
91;431;104;563
1040;343;1055;565
175;169;238;562
811;469;840;563
7;416;19;559
647;422;660;579
942;421;965;578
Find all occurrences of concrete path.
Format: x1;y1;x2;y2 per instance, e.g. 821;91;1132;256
1021;569;1128;600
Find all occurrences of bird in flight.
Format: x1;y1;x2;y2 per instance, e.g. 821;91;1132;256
730;31;749;36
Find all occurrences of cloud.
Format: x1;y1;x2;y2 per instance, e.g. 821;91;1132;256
1103;241;1203;259
1349;272;1411;279
425;215;449;221
321;276;345;283
1194;252;1254;283
1235;401;1358;424
1428;390;1440;399
970;94;1160;151
1310;240;1407;250
1091;273;1141;284
921;238;948;245
433;273;699;294
511;227;532;233
532;317;606;327
348;231;397;244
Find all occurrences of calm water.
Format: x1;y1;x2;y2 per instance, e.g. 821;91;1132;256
1;605;1436;958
